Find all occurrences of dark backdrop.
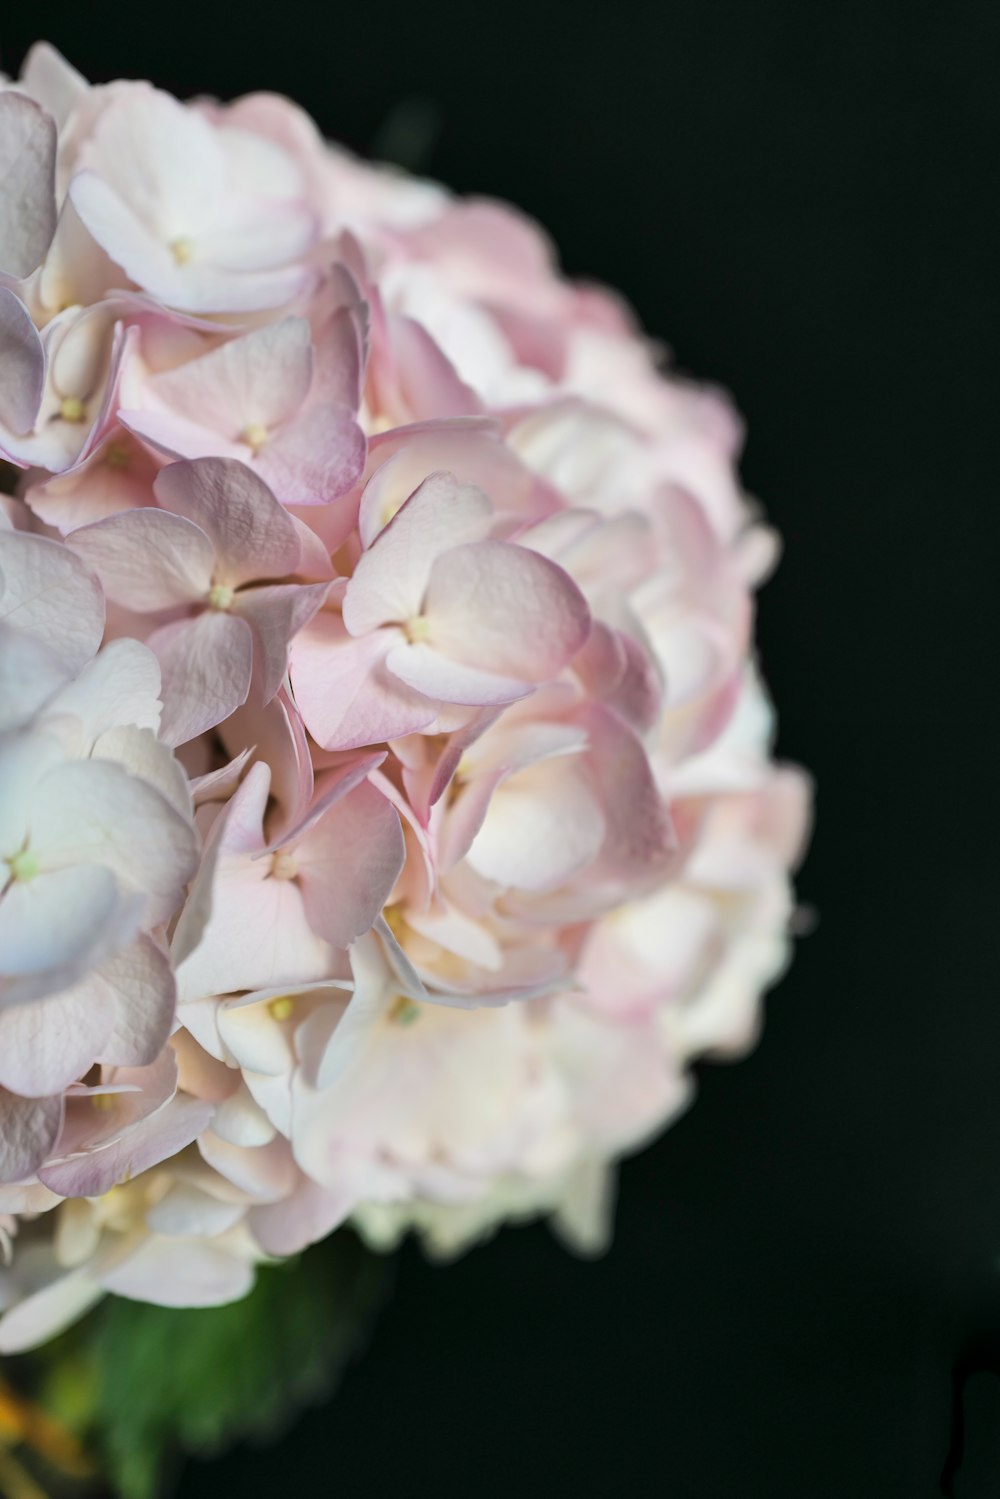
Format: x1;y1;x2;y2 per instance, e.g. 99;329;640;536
4;4;998;1495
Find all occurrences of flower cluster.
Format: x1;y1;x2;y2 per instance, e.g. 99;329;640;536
0;44;810;1351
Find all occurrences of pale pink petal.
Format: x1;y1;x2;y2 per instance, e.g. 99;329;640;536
39;1094;213;1198
466;762;606;892
119;407;246;464
174;774;331;1002
149;611;254;746
0;623;70;733
0;1089;63;1183
249;1177;353;1256
96;937;176;1068
0;530;104;670
197;1132;296;1201
232;581;329;702
0;287;45;436
423;539;591;679
343;471;493;635
18;42;88;130
47;638;163;741
580;704;676;887
145;1185;246;1238
211;1085;276;1147
92;726;191;820
141;317;314;438
386;640;534;706
31;757;198;926
296;781;405;949
267;752;386;851
24;429;162;535
218;689;313;834
290;613;436;750
0;984;115;1096
154;457;302;587
0;93;57;277
384;313;481;421
99;1237;254;1308
175;860;331;999
68;508;214;610
255;403;366;507
0;867;142;1009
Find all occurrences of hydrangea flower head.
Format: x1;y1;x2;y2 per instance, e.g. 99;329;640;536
0;42;810;1352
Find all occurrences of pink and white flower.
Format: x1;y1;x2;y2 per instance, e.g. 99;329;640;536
0;42;810;1349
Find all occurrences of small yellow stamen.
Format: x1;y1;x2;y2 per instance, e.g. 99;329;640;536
6;849;39;882
106;443;130;471
269;850;298;882
388;994;421;1027
241;422;269;453
404;615;431;644
382;902;407;938
90;1093;117;1113
269;995;295;1021
59;396;86;423
170;236;193;265
207;583;234;611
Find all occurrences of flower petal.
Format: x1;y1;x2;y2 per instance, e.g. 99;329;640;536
149;611;254;747
233;581;329;703
68;508;214;610
0;1089;63;1184
140;316;314;438
290;613;435;750
0;286;45;436
343;471;493;635
0;93;57;278
0;866;142;1009
0;529;104;671
424;539;591;680
297;781;405;949
256;403;366;507
154;457;301;587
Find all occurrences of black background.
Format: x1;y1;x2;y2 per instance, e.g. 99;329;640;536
4;3;999;1494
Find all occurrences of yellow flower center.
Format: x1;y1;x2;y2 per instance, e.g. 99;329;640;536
241;422;269;453
6;849;39;882
207;583;234;611
59;396;86;423
268;995;295;1021
404;615;431;644
170;237;193;265
269;850;298;881
388;994;421;1027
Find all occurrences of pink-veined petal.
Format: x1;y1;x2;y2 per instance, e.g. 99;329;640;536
154;457;301;587
0;1089;63;1184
